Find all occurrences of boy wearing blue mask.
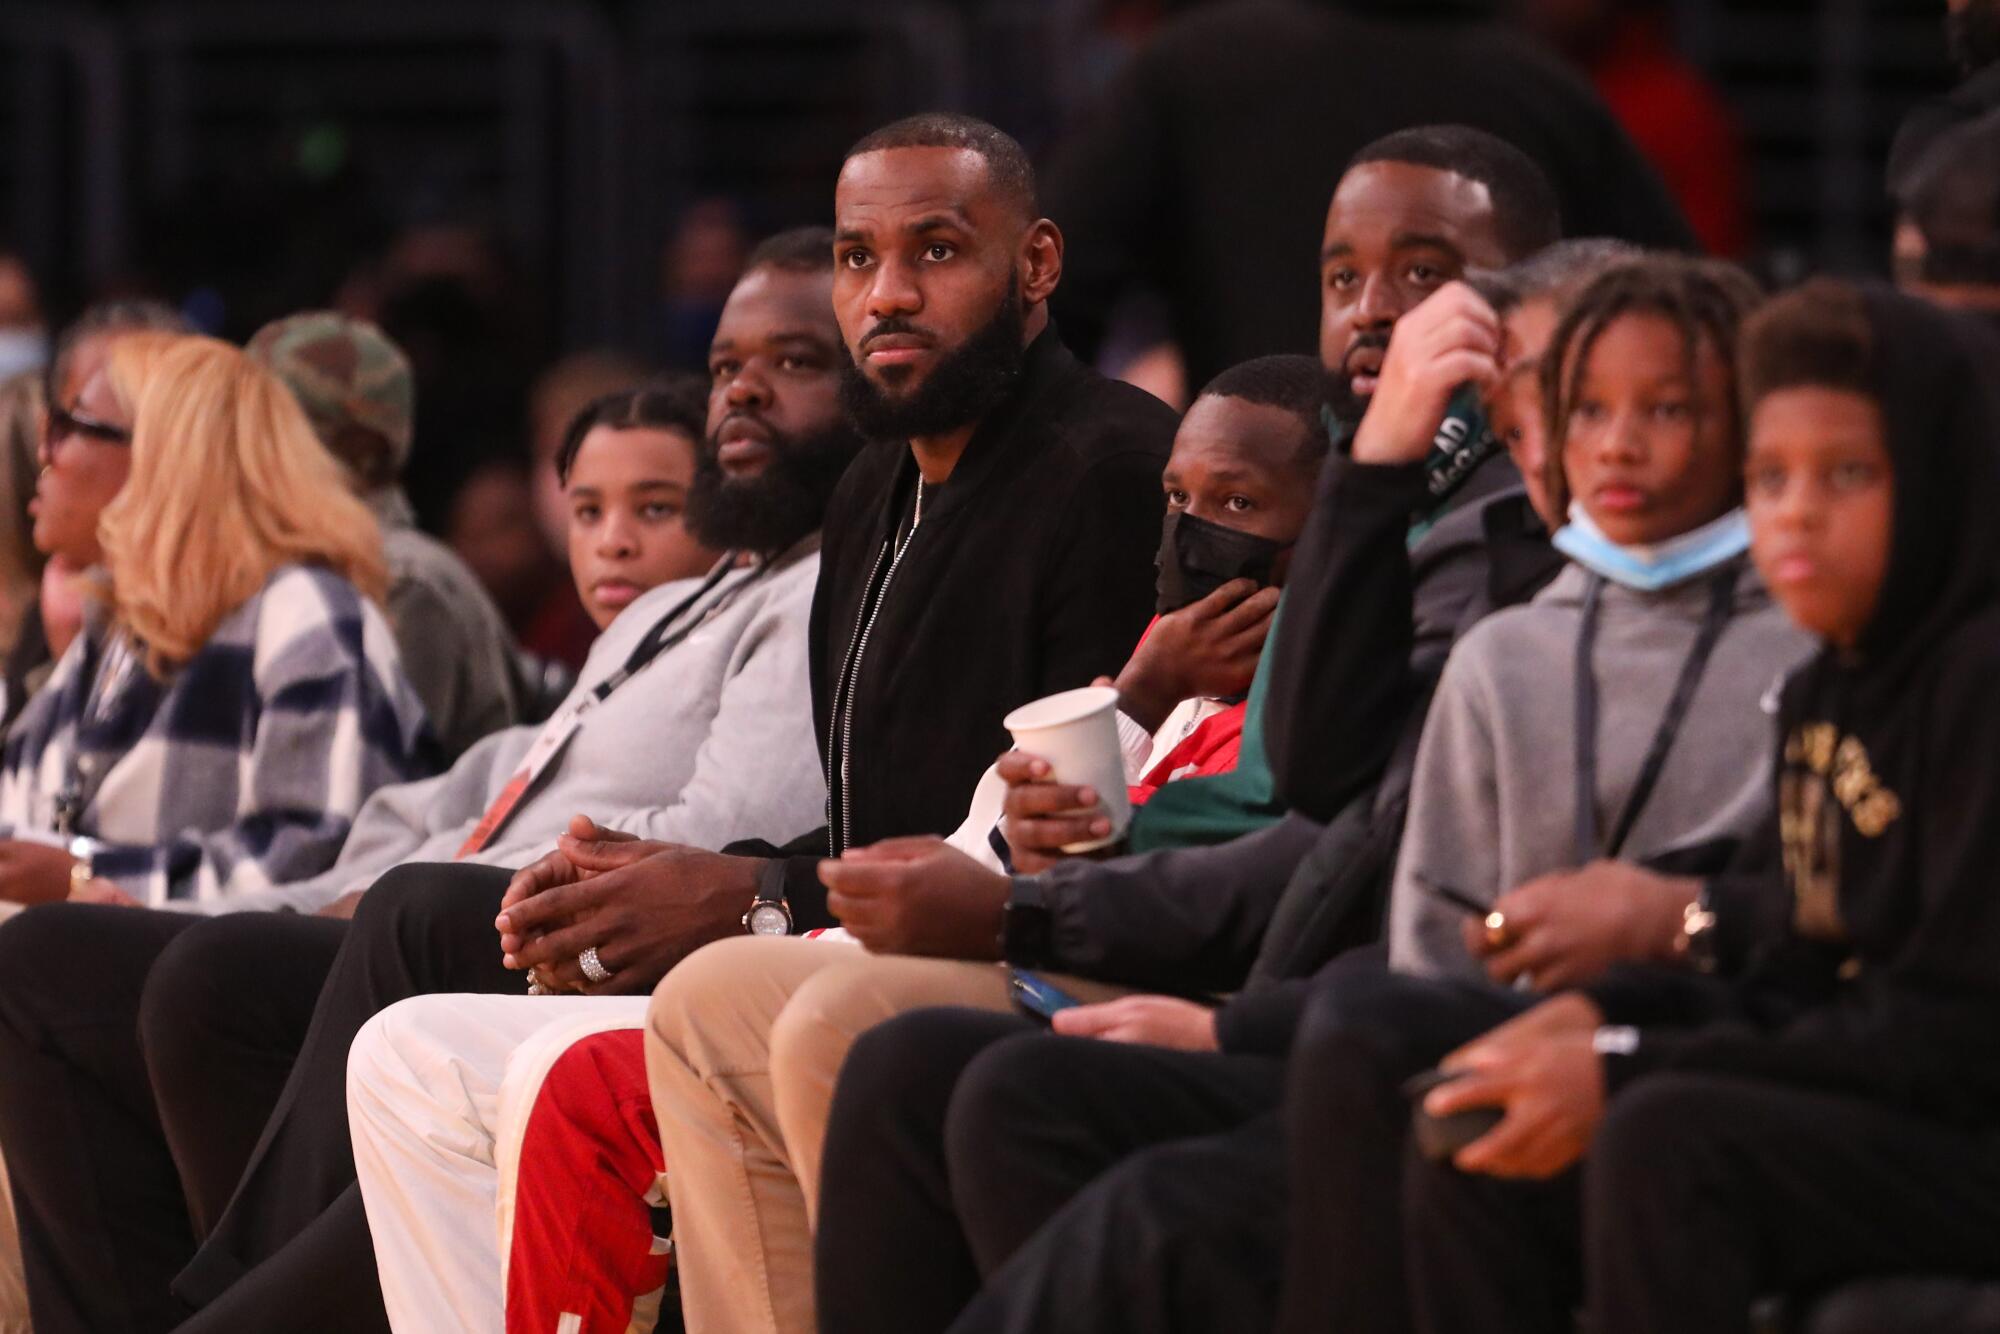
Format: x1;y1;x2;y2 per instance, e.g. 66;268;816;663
1556;275;2000;1334
1389;255;1815;980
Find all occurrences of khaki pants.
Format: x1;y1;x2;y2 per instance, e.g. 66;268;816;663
0;899;30;1332
0;1160;28;1334
645;937;1126;1334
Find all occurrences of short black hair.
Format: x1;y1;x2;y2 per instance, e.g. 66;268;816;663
45;298;192;403
1739;278;1874;407
1482;238;1647;314
1198;354;1339;467
1347;125;1563;261
1540;255;1763;515
844;112;1039;218
745;226;835;275
554;373;710;484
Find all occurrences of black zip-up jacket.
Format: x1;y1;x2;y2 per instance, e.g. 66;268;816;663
744;329;1176;929
1263;449;1532;826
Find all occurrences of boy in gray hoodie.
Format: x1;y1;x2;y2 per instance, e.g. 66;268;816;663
1389;256;1815;983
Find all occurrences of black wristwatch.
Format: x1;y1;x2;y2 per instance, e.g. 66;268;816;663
743;859;794;937
1000;875;1054;968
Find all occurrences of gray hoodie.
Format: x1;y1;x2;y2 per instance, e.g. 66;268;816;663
167;537;826;915
1389;557;1815;980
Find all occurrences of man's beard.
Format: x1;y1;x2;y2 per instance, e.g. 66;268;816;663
1337;330;1389;397
838;278;1027;441
685;419;865;555
1948;1;2000;75
1324;366;1369;434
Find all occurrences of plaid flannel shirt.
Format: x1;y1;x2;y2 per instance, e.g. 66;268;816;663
0;564;440;905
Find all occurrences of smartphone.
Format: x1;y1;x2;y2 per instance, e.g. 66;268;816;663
1009;968;1082;1025
1400;1067;1504;1162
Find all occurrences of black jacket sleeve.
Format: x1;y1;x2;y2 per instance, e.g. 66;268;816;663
1214;976;1313;1057
1263;455;1431;822
1700;807;1793;975
1039;813;1324;992
722;828;837;932
1034;445;1171;696
1213;815;1785;1059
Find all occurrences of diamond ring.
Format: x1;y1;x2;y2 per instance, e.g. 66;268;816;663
579;946;612;984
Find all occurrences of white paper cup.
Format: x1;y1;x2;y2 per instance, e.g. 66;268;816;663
1003;685;1131;853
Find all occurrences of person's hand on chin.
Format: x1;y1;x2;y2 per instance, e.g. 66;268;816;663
1348;283;1502;466
1114;581;1278;731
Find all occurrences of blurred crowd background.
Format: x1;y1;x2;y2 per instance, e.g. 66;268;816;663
0;0;1950;656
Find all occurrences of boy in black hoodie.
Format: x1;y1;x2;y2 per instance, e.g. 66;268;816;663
1350;280;2000;1334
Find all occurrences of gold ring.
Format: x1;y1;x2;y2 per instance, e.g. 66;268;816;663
1483;910;1511;949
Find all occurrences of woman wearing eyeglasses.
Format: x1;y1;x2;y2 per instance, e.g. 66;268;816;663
32;355;136;585
0;331;438;908
1;302;192;733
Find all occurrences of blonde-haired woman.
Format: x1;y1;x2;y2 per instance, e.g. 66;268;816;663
0;332;437;906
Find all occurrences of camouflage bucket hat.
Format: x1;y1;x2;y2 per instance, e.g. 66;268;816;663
247;311;415;488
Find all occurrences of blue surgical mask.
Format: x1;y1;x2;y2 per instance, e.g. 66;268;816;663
1552;504;1750;592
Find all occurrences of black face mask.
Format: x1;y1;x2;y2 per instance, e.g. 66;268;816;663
1154;510;1288;615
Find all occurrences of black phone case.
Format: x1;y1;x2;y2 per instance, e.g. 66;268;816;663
1402;1067;1505;1162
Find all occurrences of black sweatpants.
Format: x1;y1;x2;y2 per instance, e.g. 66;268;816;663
949;1114;1289;1334
168;861;517;1332
815;1005;1284;1334
1400;1070;2000;1334
940;961;1523;1334
1285;961;2000;1334
0;902;344;1334
1276;956;1531;1334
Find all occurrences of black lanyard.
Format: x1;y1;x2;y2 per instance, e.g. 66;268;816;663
1573;567;1739;863
51;625;126;838
590;554;755;702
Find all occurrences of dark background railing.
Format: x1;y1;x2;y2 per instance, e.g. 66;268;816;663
0;0;1956;354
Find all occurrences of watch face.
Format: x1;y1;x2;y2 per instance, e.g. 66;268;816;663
748;903;790;936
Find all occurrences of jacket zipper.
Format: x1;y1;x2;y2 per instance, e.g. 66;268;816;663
829;537;897;856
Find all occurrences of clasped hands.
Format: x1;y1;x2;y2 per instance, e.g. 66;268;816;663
493;814;759;995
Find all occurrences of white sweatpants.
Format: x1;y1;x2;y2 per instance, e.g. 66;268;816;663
347;993;648;1334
